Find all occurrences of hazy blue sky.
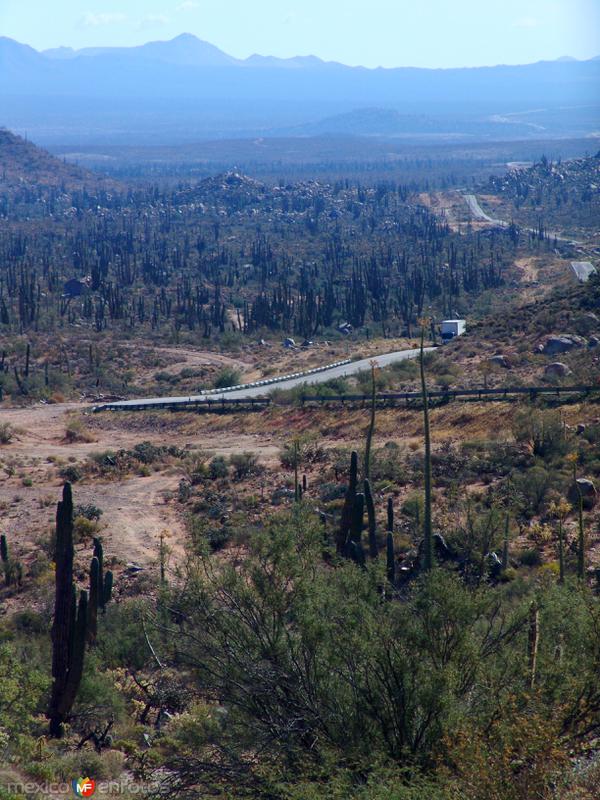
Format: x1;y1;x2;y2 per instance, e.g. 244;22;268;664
3;0;599;68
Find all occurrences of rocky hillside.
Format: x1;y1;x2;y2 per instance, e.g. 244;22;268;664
0;127;111;193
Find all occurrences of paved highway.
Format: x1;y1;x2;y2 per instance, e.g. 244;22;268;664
94;346;435;410
463;193;582;247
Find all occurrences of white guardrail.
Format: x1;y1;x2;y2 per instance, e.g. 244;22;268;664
199;358;353;396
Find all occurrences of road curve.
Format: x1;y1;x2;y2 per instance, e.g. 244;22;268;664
463;194;508;227
463;193;582;246
94;346;435;411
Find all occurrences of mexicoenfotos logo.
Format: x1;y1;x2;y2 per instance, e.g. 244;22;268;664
72;777;96;797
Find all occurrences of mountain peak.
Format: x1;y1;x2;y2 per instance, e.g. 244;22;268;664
172;32;200;42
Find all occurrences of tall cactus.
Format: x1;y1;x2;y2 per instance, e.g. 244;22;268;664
48;483;89;738
527;600;540;690
92;537;112;612
364;479;378;558
103;570;113;606
549;500;569;585
350;493;365;545
0;533;9;586
337;450;358;553
577;491;586;582
364;362;377;481
88;556;100;646
501;513;510;571
419;321;434;572
349;493;365;565
386;498;395;584
293;439;300;503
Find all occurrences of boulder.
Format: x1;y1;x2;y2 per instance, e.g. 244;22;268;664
544;362;572;378
541;335;586;355
489;354;511;369
589;336;600;348
568;478;597;510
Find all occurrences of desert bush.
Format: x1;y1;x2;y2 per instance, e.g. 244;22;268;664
0;423;14;444
208;456;229;480
513;408;568;460
131;441;164;464
156;510;600;797
213;366;242;389
64;418;95;443
519;548;543;567
59;464;82;483
74;503;103;521
229;452;260;479
73;515;100;543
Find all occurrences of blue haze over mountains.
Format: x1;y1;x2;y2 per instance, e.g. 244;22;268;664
0;33;598;145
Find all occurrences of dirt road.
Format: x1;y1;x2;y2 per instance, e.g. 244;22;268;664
0;401;278;570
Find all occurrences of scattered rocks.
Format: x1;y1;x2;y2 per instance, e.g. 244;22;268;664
125;563;145;574
489;354;512;369
544;362;572;378
271;487;296;505
540;335;586;355
568;478;597;510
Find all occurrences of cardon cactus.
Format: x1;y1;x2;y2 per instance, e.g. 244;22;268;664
502;514;510;571
386;498;395;584
337;450;359;553
48;483;89;738
88;556;100;645
364;363;377;480
527;600;540;689
419;323;434;572
93;537;113;612
350;492;365;545
364;479;378;558
103;570;113;606
348;492;365;564
387;497;394;533
0;534;10;586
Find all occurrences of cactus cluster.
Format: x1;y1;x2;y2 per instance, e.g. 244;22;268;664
336;449;396;581
47;483;113;737
88;539;112;646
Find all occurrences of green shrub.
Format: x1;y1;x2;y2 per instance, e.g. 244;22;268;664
0;423;14;445
213;366;242;389
209;456;229;480
229;452;260;479
59;464;82;483
74;503;103;521
519;548;543;567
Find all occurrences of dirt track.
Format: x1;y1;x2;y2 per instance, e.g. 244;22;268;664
0;401;278;570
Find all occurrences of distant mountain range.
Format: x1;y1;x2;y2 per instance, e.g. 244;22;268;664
40;33;335;70
31;34;598;71
1;34;599;146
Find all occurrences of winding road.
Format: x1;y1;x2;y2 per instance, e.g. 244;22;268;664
463;193;583;247
94;346;435;411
